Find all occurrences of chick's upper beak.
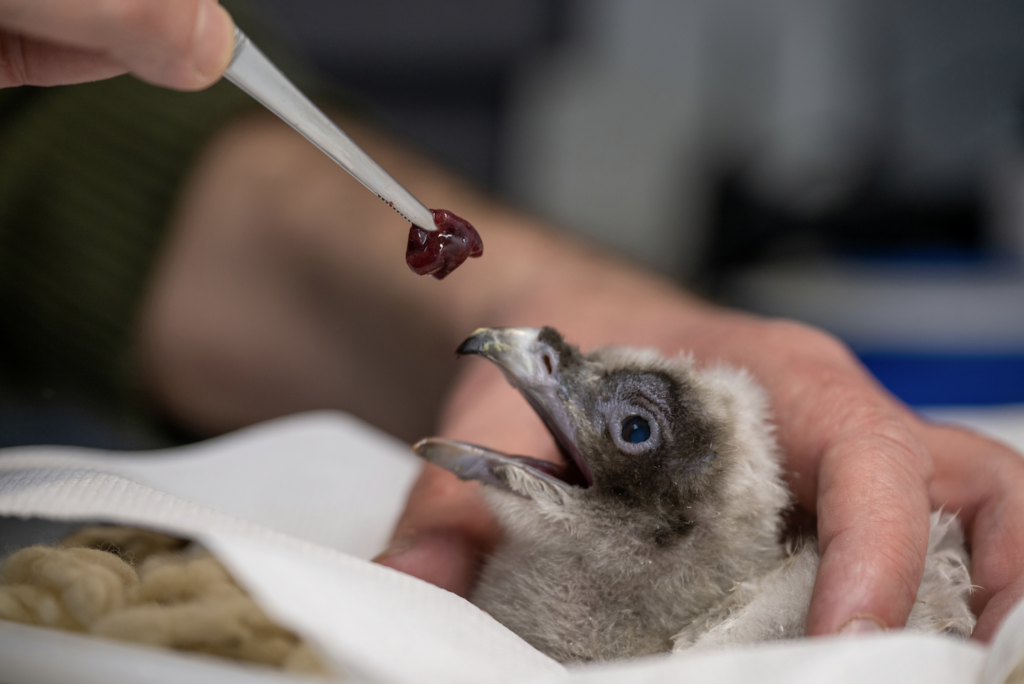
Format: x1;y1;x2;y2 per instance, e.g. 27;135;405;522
456;327;547;380
412;327;593;495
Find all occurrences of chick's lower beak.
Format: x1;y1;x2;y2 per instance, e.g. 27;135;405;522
441;327;593;490
410;327;592;502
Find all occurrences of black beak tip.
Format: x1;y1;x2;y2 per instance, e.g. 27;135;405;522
455;330;487;357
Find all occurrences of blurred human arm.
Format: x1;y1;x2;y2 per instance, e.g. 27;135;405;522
139;111;1024;642
0;0;234;89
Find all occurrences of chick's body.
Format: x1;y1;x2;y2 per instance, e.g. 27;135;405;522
415;328;974;663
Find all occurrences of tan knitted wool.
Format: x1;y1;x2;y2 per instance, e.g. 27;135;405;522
0;526;329;675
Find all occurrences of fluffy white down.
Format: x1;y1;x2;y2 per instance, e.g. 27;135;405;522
472;348;976;663
676;362;975;648
675;511;974;651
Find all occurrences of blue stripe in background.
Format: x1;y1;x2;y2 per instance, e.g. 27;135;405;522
856;352;1024;406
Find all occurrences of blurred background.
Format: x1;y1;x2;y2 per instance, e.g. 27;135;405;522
246;0;1024;408
3;0;1023;448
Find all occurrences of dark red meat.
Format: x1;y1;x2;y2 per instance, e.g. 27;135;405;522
405;209;483;280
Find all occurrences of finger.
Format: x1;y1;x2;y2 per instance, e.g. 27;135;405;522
0;0;234;89
806;419;933;635
374;463;499;598
918;424;1024;640
765;352;935;635
0;31;125;87
730;323;937;635
970;508;1024;641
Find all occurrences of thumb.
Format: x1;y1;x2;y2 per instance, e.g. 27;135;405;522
374;463;499;598
2;0;235;90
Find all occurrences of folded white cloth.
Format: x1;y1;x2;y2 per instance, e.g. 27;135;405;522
0;410;1021;684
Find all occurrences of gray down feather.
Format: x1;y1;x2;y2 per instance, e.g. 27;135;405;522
414;327;975;663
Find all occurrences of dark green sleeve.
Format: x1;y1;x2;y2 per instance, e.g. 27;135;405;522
0;74;255;436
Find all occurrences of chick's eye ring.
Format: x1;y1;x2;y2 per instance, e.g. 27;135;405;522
621;416;651;444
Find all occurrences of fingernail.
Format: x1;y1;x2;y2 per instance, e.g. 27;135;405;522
192;1;235;82
373;536;414;562
838;616;886;635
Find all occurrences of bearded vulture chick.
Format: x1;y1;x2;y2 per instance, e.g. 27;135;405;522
414;327;974;664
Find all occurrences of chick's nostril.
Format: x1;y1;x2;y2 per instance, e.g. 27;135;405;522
543;354;555;375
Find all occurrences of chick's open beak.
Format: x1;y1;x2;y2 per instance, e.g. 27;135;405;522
412;328;593;502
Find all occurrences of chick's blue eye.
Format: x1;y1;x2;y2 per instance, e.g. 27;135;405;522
621;416;651;444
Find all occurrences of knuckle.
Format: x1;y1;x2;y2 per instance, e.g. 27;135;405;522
832;413;935;488
763;319;855;365
866;417;933;480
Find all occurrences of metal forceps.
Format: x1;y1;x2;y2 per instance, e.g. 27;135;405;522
224;29;436;230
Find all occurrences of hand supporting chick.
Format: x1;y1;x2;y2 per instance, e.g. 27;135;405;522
414;327;974;663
